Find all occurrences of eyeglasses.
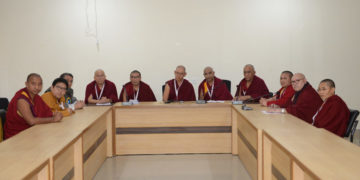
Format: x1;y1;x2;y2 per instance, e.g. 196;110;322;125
130;76;140;79
55;85;67;91
291;78;304;84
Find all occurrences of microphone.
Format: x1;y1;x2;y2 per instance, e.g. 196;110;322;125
243;93;272;104
241;93;272;110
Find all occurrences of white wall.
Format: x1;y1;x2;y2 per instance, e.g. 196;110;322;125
0;0;359;110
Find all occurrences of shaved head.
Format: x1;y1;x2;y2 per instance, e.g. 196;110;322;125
291;73;307;91
27;73;42;82
203;66;214;73
244;64;255;71
94;69;105;76
94;69;106;85
203;66;215;82
293;73;305;80
176;65;186;72
243;64;256;81
174;65;186;81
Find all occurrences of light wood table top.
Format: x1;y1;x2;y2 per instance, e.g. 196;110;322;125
234;104;360;179
0;106;111;179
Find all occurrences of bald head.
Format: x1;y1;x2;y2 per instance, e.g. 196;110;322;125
27;73;42;82
94;69;106;85
94;69;105;76
174;65;186;82
243;64;256;81
203;66;215;83
291;73;307;91
25;73;43;96
176;65;186;72
244;64;255;71
203;66;213;73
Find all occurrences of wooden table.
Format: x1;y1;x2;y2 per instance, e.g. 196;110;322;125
0;106;112;180
1;102;360;180
113;102;234;155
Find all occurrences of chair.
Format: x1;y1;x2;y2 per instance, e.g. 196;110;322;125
344;109;359;143
0;98;8;141
162;85;165;95
222;80;231;93
0;98;9;110
0;109;5;142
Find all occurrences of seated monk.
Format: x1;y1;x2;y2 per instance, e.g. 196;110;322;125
198;66;232;101
260;71;295;107
85;69;118;104
267;73;323;124
312;79;350;137
234;64;269;102
163;65;196;102
4;73;63;139
119;70;156;102
45;73;85;110
42;78;82;116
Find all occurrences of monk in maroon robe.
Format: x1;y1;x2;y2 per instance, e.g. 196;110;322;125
312;79;350;137
85;69;118;104
260;71;295;107
234;64;269;102
268;73;323;124
4;73;63;139
119;70;156;102
198;67;232;101
163;65;196;101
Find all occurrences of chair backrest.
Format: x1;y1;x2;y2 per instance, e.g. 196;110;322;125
0;98;9;110
344;109;359;137
0;109;6;141
162;85;165;95
222;80;231;93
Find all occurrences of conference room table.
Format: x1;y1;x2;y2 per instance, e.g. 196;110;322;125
0;101;359;180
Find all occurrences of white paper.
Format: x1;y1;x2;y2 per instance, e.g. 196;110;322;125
207;100;225;103
261;110;283;114
96;102;112;106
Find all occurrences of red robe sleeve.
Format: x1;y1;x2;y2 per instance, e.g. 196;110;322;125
104;80;119;103
140;83;157;101
167;79;196;101
249;76;269;99
267;86;295;108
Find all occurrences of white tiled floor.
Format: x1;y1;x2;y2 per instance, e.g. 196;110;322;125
93;154;251;180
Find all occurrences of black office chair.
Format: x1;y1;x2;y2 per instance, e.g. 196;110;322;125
0;109;6;141
344;109;359;143
162;85;165;95
0;98;9;110
222;80;231;93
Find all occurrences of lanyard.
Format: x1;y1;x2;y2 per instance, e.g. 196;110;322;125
174;79;183;100
133;86;140;100
95;83;105;100
312;100;326;125
206;82;214;99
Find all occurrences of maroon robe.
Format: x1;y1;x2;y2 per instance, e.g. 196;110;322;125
284;83;323;124
4;88;53;139
267;85;295;108
85;79;118;104
198;77;233;101
166;79;196;101
313;95;350;137
235;75;269;100
119;81;156;102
